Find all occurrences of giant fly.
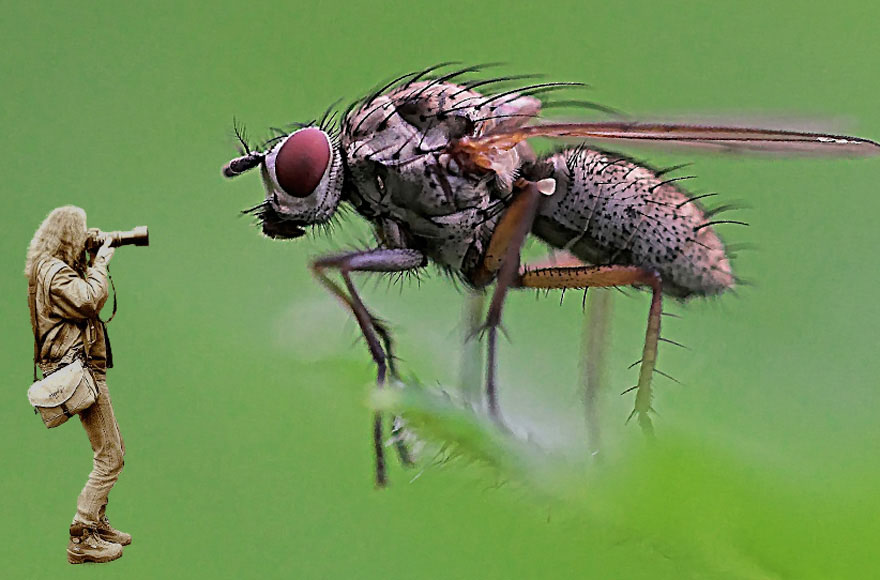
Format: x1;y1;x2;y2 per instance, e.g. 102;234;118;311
223;64;879;486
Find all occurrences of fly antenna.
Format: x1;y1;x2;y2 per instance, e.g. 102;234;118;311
222;152;264;178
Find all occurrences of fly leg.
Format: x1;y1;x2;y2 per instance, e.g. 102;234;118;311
368;313;414;468
583;288;613;457
471;181;543;423
459;290;486;405
310;249;427;486
516;250;614;453
514;264;662;437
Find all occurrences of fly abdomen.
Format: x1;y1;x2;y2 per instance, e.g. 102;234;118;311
531;147;735;298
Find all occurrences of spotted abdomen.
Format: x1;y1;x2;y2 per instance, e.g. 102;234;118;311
531;148;735;298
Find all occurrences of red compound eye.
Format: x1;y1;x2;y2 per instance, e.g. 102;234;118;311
274;128;331;198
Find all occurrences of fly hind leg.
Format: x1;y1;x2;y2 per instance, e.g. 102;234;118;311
583;288;614;456
518;251;616;452
516;264;662;437
470;180;661;435
311;249;426;486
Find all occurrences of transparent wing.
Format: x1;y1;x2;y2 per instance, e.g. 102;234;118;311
452;122;880;170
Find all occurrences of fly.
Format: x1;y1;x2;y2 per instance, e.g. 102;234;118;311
223;64;880;486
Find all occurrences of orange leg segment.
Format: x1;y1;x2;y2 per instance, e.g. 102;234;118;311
474;182;543;423
471;182;543;288
473;181;661;436
517;264;662;436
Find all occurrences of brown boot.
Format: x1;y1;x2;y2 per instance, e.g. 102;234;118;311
96;516;132;546
67;527;123;564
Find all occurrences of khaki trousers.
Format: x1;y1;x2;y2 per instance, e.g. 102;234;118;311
72;373;125;528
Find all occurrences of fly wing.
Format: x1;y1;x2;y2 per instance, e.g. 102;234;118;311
452;122;880;171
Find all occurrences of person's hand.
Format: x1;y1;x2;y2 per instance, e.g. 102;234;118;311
95;236;115;263
86;228;102;264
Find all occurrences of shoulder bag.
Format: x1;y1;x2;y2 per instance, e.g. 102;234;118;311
26;260;97;428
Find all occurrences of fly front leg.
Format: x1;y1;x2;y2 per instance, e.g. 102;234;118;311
310;248;426;486
516;264;662;437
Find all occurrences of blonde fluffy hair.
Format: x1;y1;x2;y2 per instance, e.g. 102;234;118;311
25;205;88;280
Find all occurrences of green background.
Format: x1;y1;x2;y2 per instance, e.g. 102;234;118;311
2;1;879;577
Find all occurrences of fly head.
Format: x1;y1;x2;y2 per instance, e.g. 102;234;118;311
224;126;344;239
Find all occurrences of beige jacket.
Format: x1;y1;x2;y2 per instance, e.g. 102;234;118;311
31;257;111;371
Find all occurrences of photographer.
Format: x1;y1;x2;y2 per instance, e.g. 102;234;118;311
25;206;131;564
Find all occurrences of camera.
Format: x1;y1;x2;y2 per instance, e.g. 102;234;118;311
86;226;150;250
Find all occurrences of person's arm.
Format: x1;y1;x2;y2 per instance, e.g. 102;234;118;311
48;238;115;319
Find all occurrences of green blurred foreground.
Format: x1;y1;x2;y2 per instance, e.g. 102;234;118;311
376;383;880;579
2;0;880;578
